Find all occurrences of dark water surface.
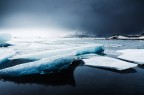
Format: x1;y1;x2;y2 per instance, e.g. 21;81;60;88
0;39;144;95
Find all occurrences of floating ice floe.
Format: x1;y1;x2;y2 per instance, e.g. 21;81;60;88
83;56;137;70
0;33;11;43
0;54;76;77
0;49;15;64
117;49;144;64
11;44;104;60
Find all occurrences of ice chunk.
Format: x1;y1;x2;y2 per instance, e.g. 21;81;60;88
0;54;75;77
0;49;15;64
75;44;104;55
0;33;11;43
83;56;137;70
108;35;129;40
117;49;144;64
11;44;104;60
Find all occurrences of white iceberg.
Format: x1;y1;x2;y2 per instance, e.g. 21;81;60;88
0;49;15;64
83;56;137;70
108;35;128;40
0;33;11;43
139;36;144;39
11;44;104;60
117;49;144;64
0;54;76;77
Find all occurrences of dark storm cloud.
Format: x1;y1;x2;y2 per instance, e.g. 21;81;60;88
0;0;144;36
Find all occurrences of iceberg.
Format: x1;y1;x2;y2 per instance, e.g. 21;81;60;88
75;44;104;55
117;49;144;64
0;54;76;77
11;44;104;60
107;35;128;40
83;56;137;70
0;33;11;43
0;49;15;64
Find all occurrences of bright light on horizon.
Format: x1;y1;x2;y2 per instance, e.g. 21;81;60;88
0;28;75;38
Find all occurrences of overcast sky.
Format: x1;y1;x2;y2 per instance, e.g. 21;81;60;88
0;0;144;36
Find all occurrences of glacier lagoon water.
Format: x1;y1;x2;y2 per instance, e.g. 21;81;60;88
0;38;144;95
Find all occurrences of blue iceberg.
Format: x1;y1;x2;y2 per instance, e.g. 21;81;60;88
0;44;104;77
0;54;76;77
11;44;104;60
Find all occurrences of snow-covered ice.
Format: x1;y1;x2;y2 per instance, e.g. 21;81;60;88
83;56;137;70
0;54;75;77
11;44;104;60
0;49;15;64
117;49;144;64
0;33;11;43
